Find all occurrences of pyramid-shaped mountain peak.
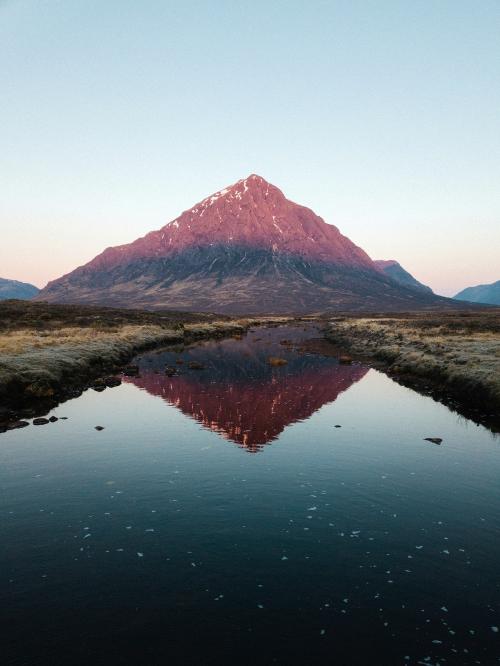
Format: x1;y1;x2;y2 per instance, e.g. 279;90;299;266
193;174;283;211
37;176;446;313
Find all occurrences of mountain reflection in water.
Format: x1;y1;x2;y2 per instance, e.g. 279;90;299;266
125;326;368;451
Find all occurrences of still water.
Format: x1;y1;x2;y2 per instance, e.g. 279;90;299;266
1;326;499;665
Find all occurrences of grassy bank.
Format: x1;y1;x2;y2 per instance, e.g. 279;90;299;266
0;300;290;424
324;312;500;428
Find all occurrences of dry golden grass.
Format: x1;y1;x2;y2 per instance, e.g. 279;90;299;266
0;324;183;399
183;316;289;338
0;315;292;357
0;308;294;404
0;325;164;355
325;316;500;410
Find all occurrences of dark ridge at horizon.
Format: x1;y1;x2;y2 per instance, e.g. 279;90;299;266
0;277;40;301
454;279;500;306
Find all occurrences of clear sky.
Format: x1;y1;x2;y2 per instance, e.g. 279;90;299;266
1;0;499;296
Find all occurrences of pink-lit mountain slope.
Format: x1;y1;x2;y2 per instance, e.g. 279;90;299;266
37;175;451;313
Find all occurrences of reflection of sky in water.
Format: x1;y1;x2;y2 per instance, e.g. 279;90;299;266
1;327;499;664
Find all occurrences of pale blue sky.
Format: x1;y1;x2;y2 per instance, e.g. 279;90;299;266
1;0;499;295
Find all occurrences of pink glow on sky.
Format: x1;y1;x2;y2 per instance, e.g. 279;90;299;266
1;1;499;297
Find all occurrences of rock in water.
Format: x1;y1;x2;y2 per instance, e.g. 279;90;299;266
424;437;443;445
187;361;205;370
268;357;288;366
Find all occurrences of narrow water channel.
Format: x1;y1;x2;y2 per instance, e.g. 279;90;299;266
1;325;499;665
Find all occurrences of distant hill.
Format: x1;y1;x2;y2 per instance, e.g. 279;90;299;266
37;174;453;313
454;280;500;306
374;260;433;293
0;278;39;300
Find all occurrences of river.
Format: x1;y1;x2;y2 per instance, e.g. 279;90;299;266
1;325;499;664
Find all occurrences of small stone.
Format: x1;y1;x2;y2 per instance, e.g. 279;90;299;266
48;416;58;423
339;354;353;364
188;361;205;370
424;437;443;445
33;418;49;426
95;426;105;431
90;379;107;392
267;357;288;367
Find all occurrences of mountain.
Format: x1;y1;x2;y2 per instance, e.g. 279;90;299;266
0;278;39;300
374;260;433;293
37;174;451;313
454;280;500;306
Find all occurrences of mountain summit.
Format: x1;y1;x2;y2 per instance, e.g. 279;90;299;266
37;175;449;313
78;174;374;272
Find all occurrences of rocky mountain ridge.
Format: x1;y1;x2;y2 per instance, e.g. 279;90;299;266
37;175;454;313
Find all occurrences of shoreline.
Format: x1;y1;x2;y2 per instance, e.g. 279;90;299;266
2;302;499;435
323;313;500;432
0;302;293;430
